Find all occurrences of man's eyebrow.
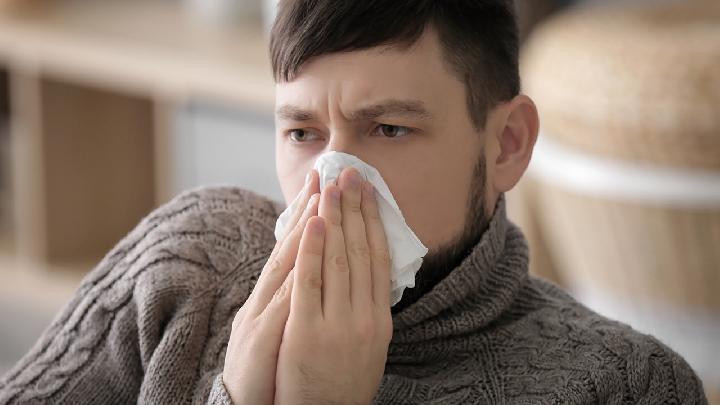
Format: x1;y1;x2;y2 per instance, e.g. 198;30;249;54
350;99;432;121
275;99;432;122
276;105;317;122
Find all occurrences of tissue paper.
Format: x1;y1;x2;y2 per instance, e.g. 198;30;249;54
274;151;428;306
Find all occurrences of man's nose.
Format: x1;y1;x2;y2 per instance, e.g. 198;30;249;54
326;131;360;156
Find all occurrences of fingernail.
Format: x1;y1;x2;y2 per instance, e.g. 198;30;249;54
305;171;312;184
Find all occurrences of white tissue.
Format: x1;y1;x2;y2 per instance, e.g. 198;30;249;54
274;151;428;306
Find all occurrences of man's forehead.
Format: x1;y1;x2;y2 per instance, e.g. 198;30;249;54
285;26;445;83
276;32;460;117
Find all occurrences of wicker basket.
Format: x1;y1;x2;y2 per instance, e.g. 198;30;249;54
521;0;720;170
509;135;720;397
513;0;720;394
534;179;720;313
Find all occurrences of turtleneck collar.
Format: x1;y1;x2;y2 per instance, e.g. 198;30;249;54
271;193;530;361
389;195;529;349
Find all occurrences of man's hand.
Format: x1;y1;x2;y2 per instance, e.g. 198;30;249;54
222;170;320;405
275;167;393;405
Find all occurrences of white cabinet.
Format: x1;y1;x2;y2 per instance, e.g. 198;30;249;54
173;102;282;203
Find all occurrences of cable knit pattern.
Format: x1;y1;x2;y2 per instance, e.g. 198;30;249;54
0;186;707;404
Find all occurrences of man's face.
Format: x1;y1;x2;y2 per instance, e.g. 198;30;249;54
274;28;485;252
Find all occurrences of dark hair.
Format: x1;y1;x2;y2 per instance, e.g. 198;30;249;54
269;0;520;129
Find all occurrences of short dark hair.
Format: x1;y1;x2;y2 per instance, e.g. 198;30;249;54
269;0;520;129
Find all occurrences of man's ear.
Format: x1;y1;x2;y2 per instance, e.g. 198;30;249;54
489;94;539;193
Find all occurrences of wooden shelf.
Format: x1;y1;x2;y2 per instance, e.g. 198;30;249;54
0;0;275;269
0;0;275;109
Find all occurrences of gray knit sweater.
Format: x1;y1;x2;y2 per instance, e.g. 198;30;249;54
0;187;707;404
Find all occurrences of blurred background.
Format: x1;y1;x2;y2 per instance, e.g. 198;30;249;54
0;0;717;401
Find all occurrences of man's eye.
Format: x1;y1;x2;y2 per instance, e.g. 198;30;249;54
287;129;318;142
376;124;411;138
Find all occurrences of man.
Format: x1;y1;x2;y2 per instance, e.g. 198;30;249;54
0;0;707;404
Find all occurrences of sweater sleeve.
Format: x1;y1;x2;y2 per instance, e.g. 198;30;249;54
0;198;164;404
206;374;234;405
637;340;708;405
0;187;280;404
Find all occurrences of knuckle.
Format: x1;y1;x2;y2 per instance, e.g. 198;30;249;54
273;273;292;301
272;281;290;303
265;257;283;275
348;241;370;258
347;203;362;214
304;272;323;290
251;312;277;338
375;248;391;267
332;255;349;272
269;241;281;260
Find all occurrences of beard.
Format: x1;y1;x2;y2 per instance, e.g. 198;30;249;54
392;158;490;314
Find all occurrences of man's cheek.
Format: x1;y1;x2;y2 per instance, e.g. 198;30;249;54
277;170;302;205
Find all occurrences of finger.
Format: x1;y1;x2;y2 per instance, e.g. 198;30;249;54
247;192;320;318
269;169;319;262
255;268;294;345
231;306;246;331
225;269;294;388
318;183;351;317
338;168;372;311
361;180;391;307
292;216;326;319
257;169;318;307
